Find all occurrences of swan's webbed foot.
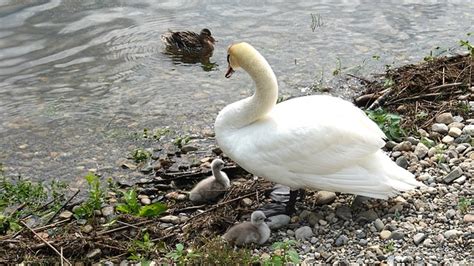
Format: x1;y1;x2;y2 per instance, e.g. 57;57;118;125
285;189;305;215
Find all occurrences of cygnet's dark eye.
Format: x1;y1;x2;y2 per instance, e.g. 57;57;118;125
227;54;230;64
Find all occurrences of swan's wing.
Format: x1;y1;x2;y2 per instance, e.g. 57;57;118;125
237;96;387;175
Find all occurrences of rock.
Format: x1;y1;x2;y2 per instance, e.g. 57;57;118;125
335;235;349;246
307;212;324;227
314;191;336;205
455;134;472;144
82;224;94;234
241;198;253;206
413;233;426;245
443;229;462;239
159;215;180;224
431;123;449;134
101;206;114;217
385;141;397;149
336;205;352;221
390;231;405;240
406;136;419;145
140;197;151;205
423;238;433;246
414;143;429;159
443;167;463;183
462;124;474;136
181;145;198;153
436;112;454;124
395;156;409;169
357;210;379;223
267;214;291;229
121;162;137;170
463;214;474;223
453;175;467;184
393;141;412;152
319;219;328;226
359;239;368;246
295;226;313;241
380;230;391;239
442;135;454;144
374;219;385;232
59;210;74;219
445;209;457;219
86;248;102;259
448;127;462;138
389;203;404;213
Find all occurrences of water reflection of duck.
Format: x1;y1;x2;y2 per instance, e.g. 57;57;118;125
161;28;216;56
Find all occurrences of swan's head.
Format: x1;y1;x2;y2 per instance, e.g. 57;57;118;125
225;42;256;78
211;158;225;170
250;211;270;225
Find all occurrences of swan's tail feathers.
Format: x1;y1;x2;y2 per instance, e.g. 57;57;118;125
379;151;425;192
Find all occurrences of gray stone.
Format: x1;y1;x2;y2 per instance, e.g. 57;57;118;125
463;124;474;136
443;229;462;239
448;127;462;138
406;136;420;145
59;210;74;219
393;141;412;152
101;206;114;217
453;175;467;184
359;239;368;246
414;143;429;159
335;234;349;246
181;145;198;153
374;219;385;232
336;205;352;221
385;141;397;149
357;210;379;223
82;224;94;234
443;167;463;183
390;231;405;240
442;135;454;144
267;214;291;229
413;233;426;245
314;191;336;205
436;112;454;124
307;212;324;227
86;248;102;259
395;156;409;169
455;134;472;144
159;215;180;224
445;209;456;219
431;123;449;134
295;226;314;241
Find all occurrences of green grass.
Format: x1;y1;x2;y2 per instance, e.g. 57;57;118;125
131;149;152;163
263;240;301;265
458;197;472;214
115;189;167;218
365;108;406;141
73;172;105;219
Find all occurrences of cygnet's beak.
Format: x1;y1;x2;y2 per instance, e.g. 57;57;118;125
225;65;235;78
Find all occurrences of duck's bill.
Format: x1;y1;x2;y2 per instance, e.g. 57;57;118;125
225;66;235;78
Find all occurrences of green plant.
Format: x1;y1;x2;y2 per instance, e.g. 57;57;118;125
165;243;201;264
73;172;105;219
115;189;167;218
459;32;474;56
128;232;157;261
365;108;406;141
384;240;396;253
420;137;435;148
131;149;151;163
310;13;324;32
332;58;342;76
263;240;300;265
457;197;472;214
173;135;191;148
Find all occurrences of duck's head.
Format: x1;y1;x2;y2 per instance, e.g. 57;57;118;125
211;158;225;170
250;211;270;225
225;42;257;78
200;28;216;44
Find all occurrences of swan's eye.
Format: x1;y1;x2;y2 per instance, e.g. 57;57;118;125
226;54;230;64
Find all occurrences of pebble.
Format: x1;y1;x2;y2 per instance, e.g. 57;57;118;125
241;198;253;206
82;225;94;234
335;205;352;221
414;143;429;159
448;127;462;138
393;141;412;152
86;248;102;259
59;210;74;219
395;156;409;169
181;145;198;153
159;215;180;224
390;231;405;240
442;135;454;144
374;219;385;232
413;233;426;245
295;226;314;241
431;123;449;134
443;229;462;239
357;210;379;223
463;214;474;223
436;112;454;124
445;209;456;219
462;124;474;136
335;235;349;246
101;206;114;217
314;191;336;205
380;230;391;239
443;167;463;183
267;214;291;229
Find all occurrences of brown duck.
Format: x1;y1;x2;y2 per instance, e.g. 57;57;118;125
160;28;216;56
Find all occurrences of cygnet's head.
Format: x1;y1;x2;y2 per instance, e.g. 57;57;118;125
225;42;257;78
250;211;269;225
199;28;216;44
211;158;225;170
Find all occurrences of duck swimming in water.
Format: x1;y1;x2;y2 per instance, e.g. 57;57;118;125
160;28;216;56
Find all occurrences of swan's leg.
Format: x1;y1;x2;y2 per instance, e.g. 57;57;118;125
286;189;299;214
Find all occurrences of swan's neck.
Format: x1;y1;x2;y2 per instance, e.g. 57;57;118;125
216;52;278;130
213;168;230;187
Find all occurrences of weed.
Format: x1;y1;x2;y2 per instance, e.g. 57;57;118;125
457;197;472;214
131;149;151;163
383;78;395;88
165;243;201;264
173;135;191;149
332;58;342;76
420;137;435;148
73;172;105;219
365;108;406;141
128;232;158;261
263;240;300;265
459;32;474;56
115;189;167;218
372;55;381;60
384;240;396;253
433;144;446;164
310;13;324;32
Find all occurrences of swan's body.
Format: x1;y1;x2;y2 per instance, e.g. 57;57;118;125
223;211;270;246
160;28;215;55
215;42;423;199
189;159;230;203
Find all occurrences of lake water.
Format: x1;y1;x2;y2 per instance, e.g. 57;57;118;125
0;0;472;184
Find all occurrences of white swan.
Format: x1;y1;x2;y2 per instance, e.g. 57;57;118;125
214;42;423;206
189;159;230;203
223;210;271;246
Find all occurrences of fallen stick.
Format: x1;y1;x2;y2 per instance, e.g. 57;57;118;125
45;189;80;225
428;82;462;91
97;220;154;236
20;221;71;266
368;88;393;110
387;90;463;105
